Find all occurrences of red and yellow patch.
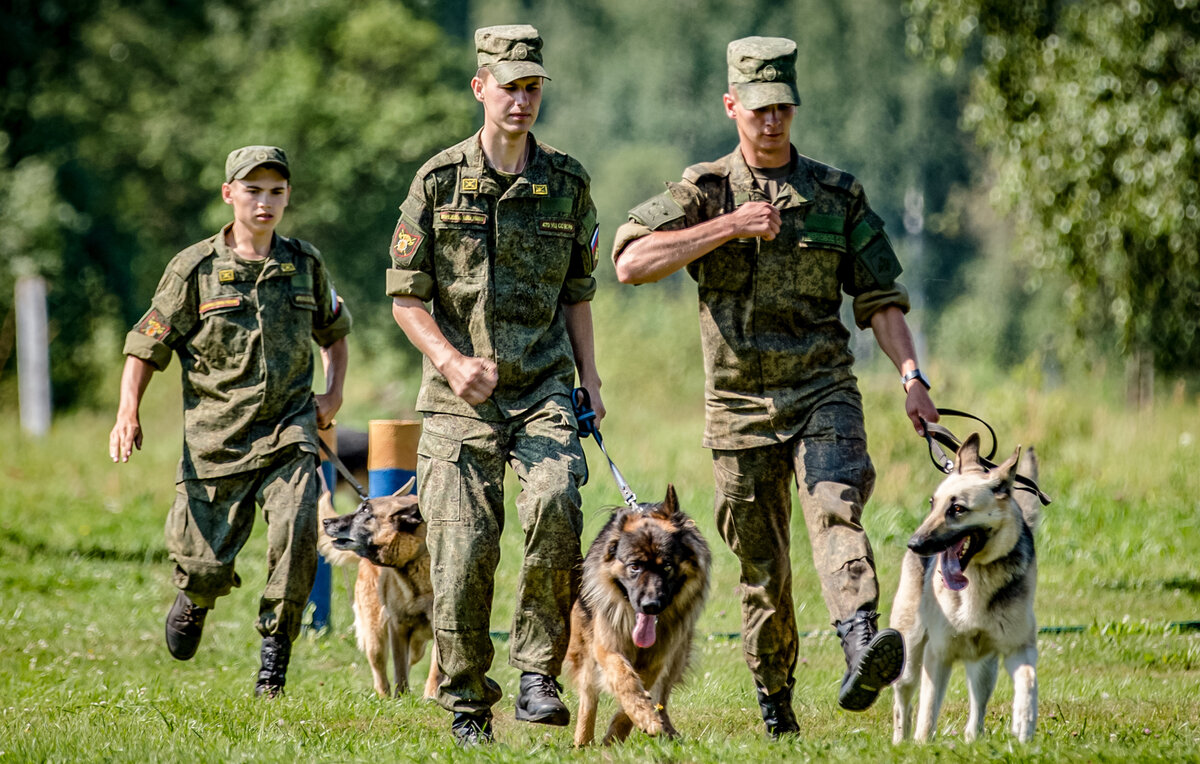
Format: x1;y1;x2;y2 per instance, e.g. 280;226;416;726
134;308;171;341
391;219;425;265
199;296;242;316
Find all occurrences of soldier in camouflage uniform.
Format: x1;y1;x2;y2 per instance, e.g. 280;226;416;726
109;146;352;698
387;25;603;747
612;37;940;736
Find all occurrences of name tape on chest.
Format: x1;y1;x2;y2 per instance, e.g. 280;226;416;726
199;295;243;316
439;210;489;226
539;219;576;235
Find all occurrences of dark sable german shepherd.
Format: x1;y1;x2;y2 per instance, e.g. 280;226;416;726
565;485;711;746
318;478;439;699
890;433;1041;743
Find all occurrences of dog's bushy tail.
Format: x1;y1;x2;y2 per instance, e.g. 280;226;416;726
316;489;362;567
1016;446;1041;531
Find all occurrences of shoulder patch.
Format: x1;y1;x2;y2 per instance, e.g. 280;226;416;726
629;192;686;230
134;308;172;341
391;215;427;267
681;161;730;185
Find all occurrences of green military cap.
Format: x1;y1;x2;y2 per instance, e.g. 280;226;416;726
224;145;290;183
475;24;550;85
727;36;801;110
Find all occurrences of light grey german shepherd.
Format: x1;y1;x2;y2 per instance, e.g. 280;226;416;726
891;432;1041;743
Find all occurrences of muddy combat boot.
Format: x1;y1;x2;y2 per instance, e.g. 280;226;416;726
254;634;292;698
451;711;494;748
514;672;570;726
164;592;209;661
836;610;905;711
756;682;800;738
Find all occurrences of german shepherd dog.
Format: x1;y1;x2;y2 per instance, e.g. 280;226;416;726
890;433;1041;743
565;485;712;746
318;479;439;699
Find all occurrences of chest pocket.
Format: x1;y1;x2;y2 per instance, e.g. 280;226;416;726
290;272;317;311
696;240;754;293
433;205;490;284
194;285;254;369
791;213;846;301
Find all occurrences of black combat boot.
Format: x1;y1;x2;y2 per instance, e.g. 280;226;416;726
451;711;494;748
514;672;570;726
836;610;905;711
165;591;209;661
756;682;800;738
254;634;292;698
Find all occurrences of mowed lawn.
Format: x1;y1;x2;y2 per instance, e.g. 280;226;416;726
2;292;1199;762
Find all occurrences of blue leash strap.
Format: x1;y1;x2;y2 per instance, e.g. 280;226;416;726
571;387;640;509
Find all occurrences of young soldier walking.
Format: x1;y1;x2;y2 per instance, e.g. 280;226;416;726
110;146;351;697
612;37;939;736
387;25;603;747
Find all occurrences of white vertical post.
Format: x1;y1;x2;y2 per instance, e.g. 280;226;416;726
15;275;52;437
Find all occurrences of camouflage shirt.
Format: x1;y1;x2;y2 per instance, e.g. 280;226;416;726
123;225;352;480
386;130;599;420
613;146;910;450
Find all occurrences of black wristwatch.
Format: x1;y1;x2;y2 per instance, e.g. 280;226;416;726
901;368;931;392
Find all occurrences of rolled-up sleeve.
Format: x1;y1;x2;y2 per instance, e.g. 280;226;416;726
386;177;435;302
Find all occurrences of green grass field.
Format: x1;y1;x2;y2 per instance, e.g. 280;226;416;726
2;291;1199;762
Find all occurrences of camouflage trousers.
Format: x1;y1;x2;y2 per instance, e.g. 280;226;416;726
418;397;586;716
165;445;319;642
713;402;878;695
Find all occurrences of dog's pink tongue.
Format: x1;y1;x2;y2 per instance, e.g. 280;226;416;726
632;613;657;648
940;542;969;591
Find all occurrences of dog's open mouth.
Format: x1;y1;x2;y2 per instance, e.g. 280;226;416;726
632;612;658;648
939;530;984;591
330;537;355;550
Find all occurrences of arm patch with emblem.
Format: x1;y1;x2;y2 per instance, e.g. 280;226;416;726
391;215;428;268
134;308;172;341
628;192;685;231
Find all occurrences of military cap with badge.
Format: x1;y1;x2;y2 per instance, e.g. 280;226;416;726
726;36;801;110
225;145;290;183
475;24;551;84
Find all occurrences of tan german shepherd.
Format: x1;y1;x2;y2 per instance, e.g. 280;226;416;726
890;433;1041;743
318;479;439;699
565;485;711;746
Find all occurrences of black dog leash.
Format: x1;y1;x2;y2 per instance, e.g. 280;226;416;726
317;436;370;502
919;408;1052;506
572;387;640;510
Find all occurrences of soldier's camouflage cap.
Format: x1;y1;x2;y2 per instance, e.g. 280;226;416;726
225;145;290;183
727;36;801;110
475;24;550;85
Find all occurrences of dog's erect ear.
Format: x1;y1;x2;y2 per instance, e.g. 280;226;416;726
661;484;679;516
392;476;417;497
990;445;1021;498
389;500;423;532
955;432;986;474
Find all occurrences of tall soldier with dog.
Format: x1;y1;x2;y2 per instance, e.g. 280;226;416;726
613;37;940;736
387;25;604;747
109;146;352;698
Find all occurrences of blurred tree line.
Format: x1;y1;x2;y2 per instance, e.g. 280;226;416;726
906;0;1200;390
0;0;1196;410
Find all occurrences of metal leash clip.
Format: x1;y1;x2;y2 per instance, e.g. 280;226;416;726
571;387;640;510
